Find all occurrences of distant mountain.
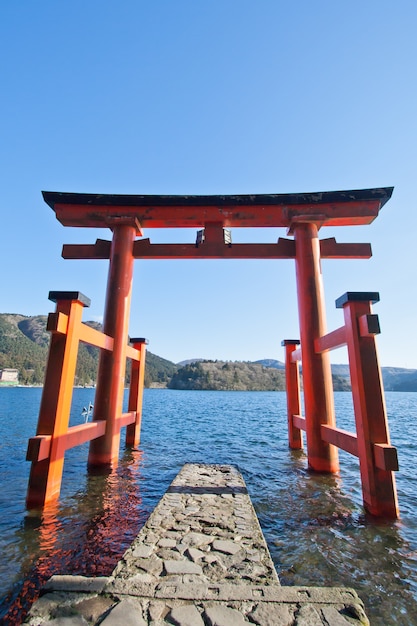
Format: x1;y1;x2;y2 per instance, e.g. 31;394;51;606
0;314;176;388
255;359;350;391
255;359;285;369
0;314;48;384
381;367;417;391
177;358;205;367
145;352;177;387
178;358;285;370
328;364;417;392
2;313;417;391
260;358;417;392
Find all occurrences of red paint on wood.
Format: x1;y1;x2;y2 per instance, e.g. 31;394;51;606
342;298;399;517
374;443;399;472
293;414;306;431
126;341;147;447
314;326;347;353
321;425;359;457
26;297;87;508
293;222;339;473
88;225;136;468
283;342;303;449
48;193;387;229
26;435;52;462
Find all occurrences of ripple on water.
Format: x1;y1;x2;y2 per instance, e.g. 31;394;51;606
0;388;417;625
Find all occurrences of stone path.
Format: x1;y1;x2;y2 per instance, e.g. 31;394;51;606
26;463;369;625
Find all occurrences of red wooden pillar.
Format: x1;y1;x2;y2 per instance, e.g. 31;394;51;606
88;224;137;467
26;292;90;508
126;338;148;447
337;292;399;517
293;222;339;472
281;339;303;449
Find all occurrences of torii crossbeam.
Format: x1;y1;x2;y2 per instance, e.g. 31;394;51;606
26;187;397;517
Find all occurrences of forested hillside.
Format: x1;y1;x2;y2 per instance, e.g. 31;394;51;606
0;315;48;384
0;314;175;387
169;360;286;391
1;313;416;390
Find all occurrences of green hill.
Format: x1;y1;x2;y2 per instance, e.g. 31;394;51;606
169;360;286;391
170;360;351;391
1;313;416;391
0;314;48;384
0;314;176;387
143;352;177;387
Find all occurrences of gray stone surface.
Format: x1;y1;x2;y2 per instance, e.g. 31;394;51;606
41;618;89;625
43;575;109;594
25;464;370;626
99;599;147;625
204;605;247;625
249;602;294;626
211;539;242;555
321;605;358;625
132;544;154;558
163;560;204;575
168;604;205;625
295;604;324;625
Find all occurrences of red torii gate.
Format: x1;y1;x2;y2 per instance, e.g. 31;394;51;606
26;187;398;517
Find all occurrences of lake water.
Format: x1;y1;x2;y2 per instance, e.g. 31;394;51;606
0;388;417;625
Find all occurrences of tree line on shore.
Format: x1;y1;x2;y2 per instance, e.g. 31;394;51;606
1;313;416;391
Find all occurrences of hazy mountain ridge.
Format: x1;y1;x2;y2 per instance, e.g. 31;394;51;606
1;314;416;391
257;360;417;392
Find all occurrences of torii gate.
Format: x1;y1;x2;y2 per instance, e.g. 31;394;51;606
26;187;398;518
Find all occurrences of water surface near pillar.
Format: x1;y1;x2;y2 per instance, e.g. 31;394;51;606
0;388;416;625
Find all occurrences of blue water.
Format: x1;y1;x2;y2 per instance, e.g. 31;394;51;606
0;388;417;624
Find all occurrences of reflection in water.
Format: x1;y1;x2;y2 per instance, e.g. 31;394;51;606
1;389;417;626
1;449;148;625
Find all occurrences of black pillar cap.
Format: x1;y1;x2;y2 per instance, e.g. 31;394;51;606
48;291;91;307
130;337;149;345
281;339;300;346
335;291;380;309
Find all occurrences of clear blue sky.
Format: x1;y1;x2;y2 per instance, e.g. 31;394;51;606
1;1;416;367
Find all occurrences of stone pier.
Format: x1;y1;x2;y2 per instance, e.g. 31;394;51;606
26;464;369;625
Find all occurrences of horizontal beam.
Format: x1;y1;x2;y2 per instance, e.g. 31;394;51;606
293;414;306;431
63;239;111;259
26;415;139;464
44;187;392;229
60;420;107;450
321;427;399;471
315;326;347;353
62;238;373;261
133;239;298;259
78;323;114;351
47;312;69;334
374;443;399;471
359;314;381;337
125;345;141;361
319;238;372;259
26;420;107;462
321;425;358;457
26;434;52;462
117;411;137;428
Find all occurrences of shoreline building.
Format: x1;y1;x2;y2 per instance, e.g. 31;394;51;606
0;368;19;385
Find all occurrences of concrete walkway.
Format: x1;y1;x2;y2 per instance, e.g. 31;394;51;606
25;463;369;625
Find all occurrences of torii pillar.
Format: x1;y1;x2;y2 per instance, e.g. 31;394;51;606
88;221;139;467
292;220;339;472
